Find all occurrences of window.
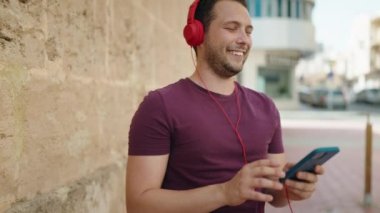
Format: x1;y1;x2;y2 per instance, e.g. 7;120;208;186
296;0;300;18
255;0;262;17
277;0;282;17
303;1;308;20
267;0;272;17
258;68;292;98
287;0;291;18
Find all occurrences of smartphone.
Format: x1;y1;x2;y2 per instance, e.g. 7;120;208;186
280;146;340;182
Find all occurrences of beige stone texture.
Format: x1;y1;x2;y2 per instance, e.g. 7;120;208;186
0;0;193;212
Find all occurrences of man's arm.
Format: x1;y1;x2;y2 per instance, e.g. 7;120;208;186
126;155;225;213
126;155;285;213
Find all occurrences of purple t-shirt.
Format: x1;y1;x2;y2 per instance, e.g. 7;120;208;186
129;78;284;212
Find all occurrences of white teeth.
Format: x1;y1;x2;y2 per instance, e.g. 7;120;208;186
231;51;243;56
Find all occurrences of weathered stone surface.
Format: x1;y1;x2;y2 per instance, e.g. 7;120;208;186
5;165;125;213
1;0;193;212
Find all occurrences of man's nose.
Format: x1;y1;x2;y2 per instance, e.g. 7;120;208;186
237;29;251;45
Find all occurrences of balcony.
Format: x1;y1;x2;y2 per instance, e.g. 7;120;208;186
371;35;380;50
251;18;316;54
371;17;380;49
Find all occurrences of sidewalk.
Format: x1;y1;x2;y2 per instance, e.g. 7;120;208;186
266;111;380;213
280;111;380;142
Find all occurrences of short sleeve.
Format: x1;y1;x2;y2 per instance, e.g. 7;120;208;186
128;91;171;155
268;102;284;154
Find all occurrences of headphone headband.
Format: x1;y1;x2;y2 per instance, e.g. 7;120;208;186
187;0;200;24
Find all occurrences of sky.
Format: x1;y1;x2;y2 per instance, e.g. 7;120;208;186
313;0;380;51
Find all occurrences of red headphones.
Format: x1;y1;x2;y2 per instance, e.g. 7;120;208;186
183;0;204;46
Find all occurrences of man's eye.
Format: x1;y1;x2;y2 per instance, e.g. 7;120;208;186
225;27;237;31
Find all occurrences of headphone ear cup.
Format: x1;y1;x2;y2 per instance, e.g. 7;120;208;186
183;19;204;46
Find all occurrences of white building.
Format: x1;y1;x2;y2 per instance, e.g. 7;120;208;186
293;13;380;100
240;0;316;109
336;14;379;93
346;15;371;93
368;15;380;88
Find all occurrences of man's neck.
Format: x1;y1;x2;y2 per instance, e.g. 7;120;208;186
189;67;236;96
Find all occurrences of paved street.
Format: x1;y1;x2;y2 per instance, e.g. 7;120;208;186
349;103;380;115
298;102;380;115
266;111;380;213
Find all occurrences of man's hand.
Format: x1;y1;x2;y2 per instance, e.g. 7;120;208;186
284;163;325;200
219;159;285;206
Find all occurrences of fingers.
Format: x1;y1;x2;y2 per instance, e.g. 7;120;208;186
285;179;315;200
285;185;314;199
296;171;318;183
244;189;274;202
314;165;324;175
235;185;274;202
222;176;280;205
250;177;283;190
285;179;316;193
222;159;286;205
281;164;324;201
239;163;284;191
250;159;282;167
285;170;319;200
243;160;285;199
247;159;285;178
250;166;285;179
284;162;295;171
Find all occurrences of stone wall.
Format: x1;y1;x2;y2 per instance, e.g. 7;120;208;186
0;0;193;212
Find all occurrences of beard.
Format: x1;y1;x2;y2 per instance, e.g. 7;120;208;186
204;41;248;79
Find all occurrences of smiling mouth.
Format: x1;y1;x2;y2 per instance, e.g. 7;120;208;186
228;49;246;57
231;51;243;56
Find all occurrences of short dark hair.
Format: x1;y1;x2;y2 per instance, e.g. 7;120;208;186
194;0;248;33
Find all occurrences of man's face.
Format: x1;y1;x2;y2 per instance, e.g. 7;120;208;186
202;0;253;78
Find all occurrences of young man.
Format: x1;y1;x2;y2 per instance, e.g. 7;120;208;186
126;0;324;212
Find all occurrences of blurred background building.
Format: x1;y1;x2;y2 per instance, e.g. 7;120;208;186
239;0;316;109
369;15;380;87
239;0;380;110
295;12;380;109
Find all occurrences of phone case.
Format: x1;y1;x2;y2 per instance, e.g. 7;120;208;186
281;146;340;182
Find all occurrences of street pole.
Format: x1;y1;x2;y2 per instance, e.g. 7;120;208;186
364;112;373;207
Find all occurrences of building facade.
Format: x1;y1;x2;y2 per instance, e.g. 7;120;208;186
339;14;379;93
239;0;316;109
345;15;371;93
368;15;380;88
